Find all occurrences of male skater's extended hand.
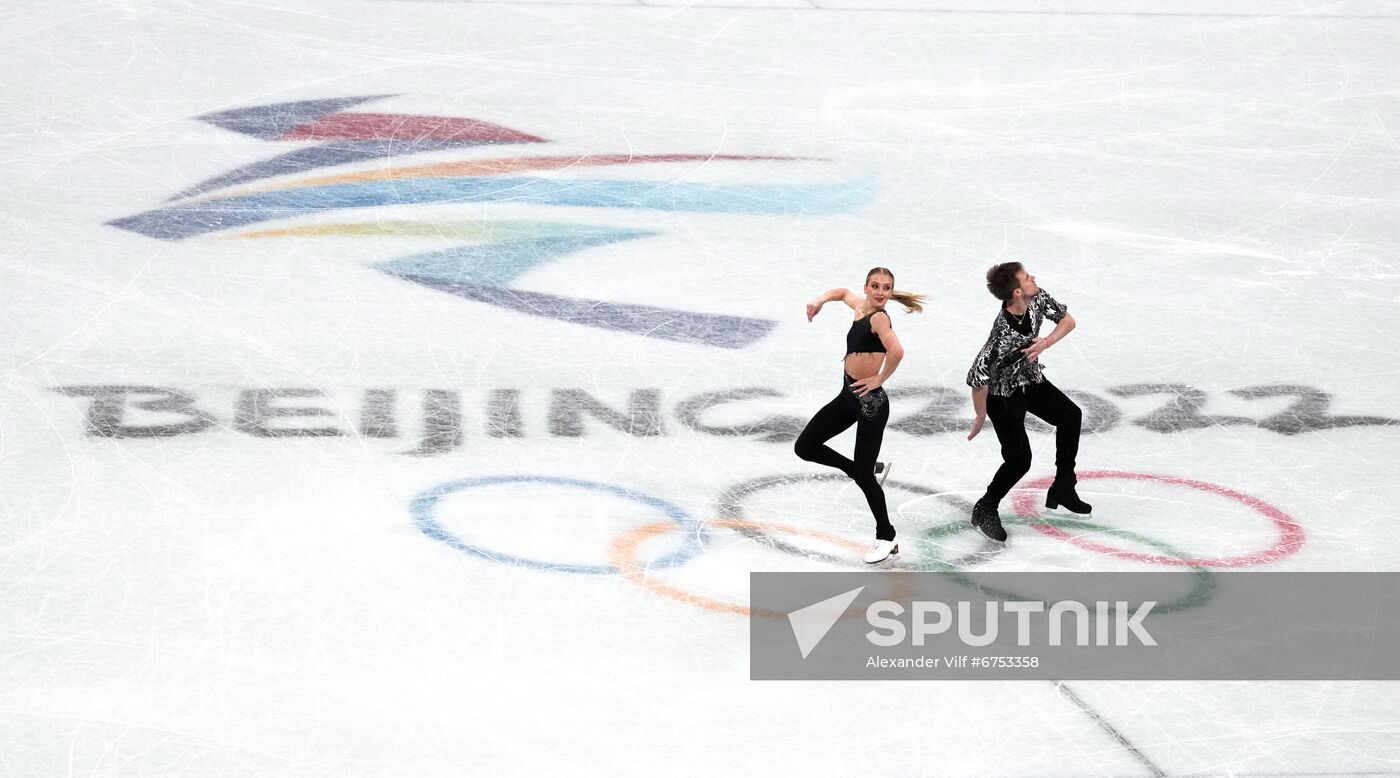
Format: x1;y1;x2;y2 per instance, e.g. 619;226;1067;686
968;385;989;440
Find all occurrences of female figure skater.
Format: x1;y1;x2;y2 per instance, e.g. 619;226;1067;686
796;267;925;563
965;262;1091;542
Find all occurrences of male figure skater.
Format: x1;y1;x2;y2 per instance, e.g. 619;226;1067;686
966;263;1091;541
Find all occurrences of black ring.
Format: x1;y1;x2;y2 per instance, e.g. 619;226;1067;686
716;472;977;570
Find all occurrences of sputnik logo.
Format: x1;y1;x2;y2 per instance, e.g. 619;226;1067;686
108;96;873;349
788;585;865;659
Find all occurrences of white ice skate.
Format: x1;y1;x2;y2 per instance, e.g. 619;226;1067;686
863;538;899;564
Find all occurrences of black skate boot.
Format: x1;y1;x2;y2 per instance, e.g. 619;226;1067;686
971;499;1007;542
1045;477;1092;517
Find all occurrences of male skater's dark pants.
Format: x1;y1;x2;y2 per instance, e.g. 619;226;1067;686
983;379;1081;505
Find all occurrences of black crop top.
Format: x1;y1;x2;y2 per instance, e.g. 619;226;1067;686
845;310;889;355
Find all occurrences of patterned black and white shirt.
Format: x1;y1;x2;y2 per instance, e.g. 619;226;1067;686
966;290;1069;396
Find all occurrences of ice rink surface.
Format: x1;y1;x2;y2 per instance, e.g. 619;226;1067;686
3;0;1400;775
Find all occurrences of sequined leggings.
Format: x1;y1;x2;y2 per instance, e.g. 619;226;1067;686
793;374;894;540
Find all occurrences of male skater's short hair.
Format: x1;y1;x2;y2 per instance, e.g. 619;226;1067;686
986;262;1024;301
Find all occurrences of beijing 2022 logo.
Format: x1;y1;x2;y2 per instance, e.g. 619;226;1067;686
109;95;873;348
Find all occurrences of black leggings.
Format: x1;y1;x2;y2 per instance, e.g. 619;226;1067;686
794;374;894;540
983;378;1082;505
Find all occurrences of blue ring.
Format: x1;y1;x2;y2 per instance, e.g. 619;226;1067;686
411;474;704;575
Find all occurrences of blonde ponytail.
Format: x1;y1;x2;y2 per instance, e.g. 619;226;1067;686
890;289;926;314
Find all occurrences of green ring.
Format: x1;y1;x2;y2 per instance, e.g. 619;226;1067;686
915;514;1218;614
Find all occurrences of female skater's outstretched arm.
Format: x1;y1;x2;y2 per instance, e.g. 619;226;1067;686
806;287;860;320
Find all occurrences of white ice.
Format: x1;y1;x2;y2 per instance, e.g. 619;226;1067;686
3;0;1400;775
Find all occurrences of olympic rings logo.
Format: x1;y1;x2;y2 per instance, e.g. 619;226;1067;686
411;471;1305;617
413;475;705;575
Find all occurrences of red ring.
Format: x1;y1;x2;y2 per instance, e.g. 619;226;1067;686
1011;470;1305;568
